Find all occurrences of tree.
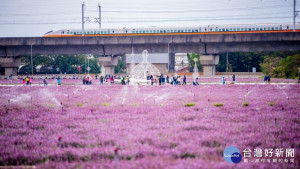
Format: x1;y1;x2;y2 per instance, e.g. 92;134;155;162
187;53;202;72
260;53;300;78
114;57;127;73
260;56;281;76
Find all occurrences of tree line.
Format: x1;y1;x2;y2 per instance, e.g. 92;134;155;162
187;52;300;78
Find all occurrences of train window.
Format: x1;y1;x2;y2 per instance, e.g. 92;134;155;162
146;30;149;33
205;29;207;31
104;31;106;34
267;27;270;30
259;28;262;30
287;26;289;29
237;28;240;31
171;30;173;32
195;29;198;32
241;28;244;31
279;27;282;30
167;30;169;33
275;27;278;30
164;30;166;33
226;29;229;31
272;27;274;30
263;28;266;30
188;29;191;32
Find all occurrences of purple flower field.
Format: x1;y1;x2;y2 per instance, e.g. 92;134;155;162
0;83;299;168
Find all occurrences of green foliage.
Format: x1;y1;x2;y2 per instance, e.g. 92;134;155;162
187;53;202;72
243;102;250;107
180;153;196;159
216;52;264;72
131;103;138;106
115;57;127;73
126;156;132;160
103;103;111;106
213;103;224;107
76;103;83;107
269;102;275;106
20;54;100;74
260;53;300;78
184;103;196;107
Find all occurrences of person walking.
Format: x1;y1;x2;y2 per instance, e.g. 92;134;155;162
183;75;187;85
22;78;26;86
43;77;48;86
267;75;271;84
232;74;235;82
100;76;104;85
29;77;32;86
25;76;29;86
264;75;268;83
126;76;130;85
83;76;86;85
57;77;61;86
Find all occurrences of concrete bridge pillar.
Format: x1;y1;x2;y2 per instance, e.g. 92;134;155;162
168;53;175;73
199;55;219;76
0;57;21;76
98;56;119;76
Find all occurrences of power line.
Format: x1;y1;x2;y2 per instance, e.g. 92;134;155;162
0;16;292;25
0;4;292;16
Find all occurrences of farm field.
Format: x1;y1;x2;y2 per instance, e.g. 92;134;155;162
0;83;299;168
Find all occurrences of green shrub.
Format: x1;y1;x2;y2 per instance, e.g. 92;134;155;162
103;103;111;106
213;103;224;107
269;102;275;106
184;103;196;107
243;102;250;107
76;103;83;107
131;103;138;106
180;153;196;159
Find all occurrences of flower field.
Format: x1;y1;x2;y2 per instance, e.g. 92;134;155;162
0;83;299;168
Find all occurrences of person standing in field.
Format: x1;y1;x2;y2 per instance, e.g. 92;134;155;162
183;75;187;85
100;76;104;85
29;77;32;86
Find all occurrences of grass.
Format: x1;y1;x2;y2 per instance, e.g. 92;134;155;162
184;103;196;107
213;103;224;107
243;102;250;107
76;103;83;107
269;102;275;106
131;103;138;106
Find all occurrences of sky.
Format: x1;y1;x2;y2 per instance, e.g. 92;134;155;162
0;0;299;37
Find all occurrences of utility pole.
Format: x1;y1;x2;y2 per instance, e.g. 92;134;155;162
98;3;101;28
82;2;85;37
226;52;228;72
95;3;101;28
30;42;35;76
294;0;296;32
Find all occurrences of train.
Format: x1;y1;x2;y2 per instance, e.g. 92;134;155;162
43;23;300;37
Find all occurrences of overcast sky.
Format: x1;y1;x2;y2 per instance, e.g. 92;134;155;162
0;0;298;37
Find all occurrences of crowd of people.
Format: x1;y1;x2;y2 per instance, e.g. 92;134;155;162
4;73;300;86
